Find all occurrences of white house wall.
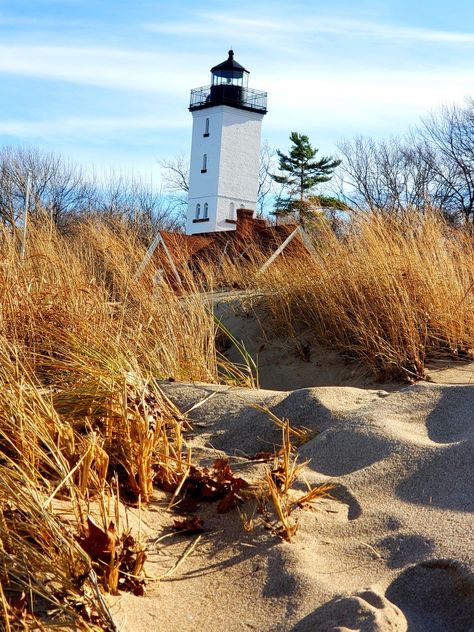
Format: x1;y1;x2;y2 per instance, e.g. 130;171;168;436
186;105;264;235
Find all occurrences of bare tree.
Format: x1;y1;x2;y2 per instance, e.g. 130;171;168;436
0;146;95;227
0;145;184;237
337;100;474;223
420;102;474;222
257;140;279;216
159;152;189;194
94;170;183;238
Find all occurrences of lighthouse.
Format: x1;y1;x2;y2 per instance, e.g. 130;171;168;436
185;50;267;235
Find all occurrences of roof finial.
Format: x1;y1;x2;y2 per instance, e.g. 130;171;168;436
228;49;234;58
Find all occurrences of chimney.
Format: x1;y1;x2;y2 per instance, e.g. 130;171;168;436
235;208;254;240
237;208;254;222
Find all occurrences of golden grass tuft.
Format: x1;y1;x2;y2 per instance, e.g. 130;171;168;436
0;342;116;630
245;408;333;543
0;218;224;628
257;211;474;381
0;219;219;383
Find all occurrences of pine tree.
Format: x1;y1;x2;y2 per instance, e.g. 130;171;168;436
272;132;341;224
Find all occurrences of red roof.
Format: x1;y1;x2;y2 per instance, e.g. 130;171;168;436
154;209;309;282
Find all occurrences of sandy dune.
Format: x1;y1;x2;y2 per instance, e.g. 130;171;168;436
111;379;474;632
111;287;474;631
213;291;474;391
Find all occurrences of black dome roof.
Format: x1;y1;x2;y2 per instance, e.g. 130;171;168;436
211;50;249;74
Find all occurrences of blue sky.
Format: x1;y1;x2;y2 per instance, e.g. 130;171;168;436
1;0;474;182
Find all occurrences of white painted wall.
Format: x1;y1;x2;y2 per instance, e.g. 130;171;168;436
186;105;264;235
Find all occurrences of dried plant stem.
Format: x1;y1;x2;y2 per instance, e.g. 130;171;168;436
158;535;202;581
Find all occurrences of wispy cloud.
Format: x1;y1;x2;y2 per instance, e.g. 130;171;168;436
146;13;474;46
265;68;473;133
312;17;474;44
0;15;92;28
0;44;205;94
1;0;473;175
0;115;187;139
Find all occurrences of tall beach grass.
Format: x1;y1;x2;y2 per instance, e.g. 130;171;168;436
257;210;474;380
0;209;472;627
0;218;220;628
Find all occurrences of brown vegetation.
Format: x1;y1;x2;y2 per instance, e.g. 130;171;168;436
0;219;218;628
0;208;472;628
256;210;474;381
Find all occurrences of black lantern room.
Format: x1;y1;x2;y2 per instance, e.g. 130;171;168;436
211;50;249;88
189;50;267;114
210;50;248;105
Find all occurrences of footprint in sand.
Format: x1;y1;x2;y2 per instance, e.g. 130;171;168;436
291;589;407;631
396;441;474;511
386;559;474;632
301;427;393;476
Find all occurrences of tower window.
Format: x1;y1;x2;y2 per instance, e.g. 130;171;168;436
195;203;201;219
203;202;209;218
201;154;207;173
203;118;210;137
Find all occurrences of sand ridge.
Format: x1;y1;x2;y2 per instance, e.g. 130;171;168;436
110;380;474;632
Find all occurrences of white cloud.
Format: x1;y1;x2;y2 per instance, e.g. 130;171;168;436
1;56;472;149
0;44;207;95
146;13;474;46
264;67;473;131
0;115;187;139
1;5;474;168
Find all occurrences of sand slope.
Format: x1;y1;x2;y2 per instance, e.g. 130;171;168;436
112;381;474;632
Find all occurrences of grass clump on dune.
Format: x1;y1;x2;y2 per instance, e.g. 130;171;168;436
257;211;474;381
0;219;219;383
0;218;224;628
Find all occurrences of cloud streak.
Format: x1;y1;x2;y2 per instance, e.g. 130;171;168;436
0;44;206;95
0;115;187;139
1;1;473;175
146;13;474;46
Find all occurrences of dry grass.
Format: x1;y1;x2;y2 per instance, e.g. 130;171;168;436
0;219;220;383
257;211;474;381
1;208;472;626
0;218;235;628
246;410;333;543
0;342;116;630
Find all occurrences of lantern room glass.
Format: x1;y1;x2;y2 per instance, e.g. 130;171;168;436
211;69;249;88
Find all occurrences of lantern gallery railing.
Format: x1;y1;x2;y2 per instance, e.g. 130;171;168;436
189;84;268;114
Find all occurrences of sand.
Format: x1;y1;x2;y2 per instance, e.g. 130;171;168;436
110;378;474;632
110;297;474;631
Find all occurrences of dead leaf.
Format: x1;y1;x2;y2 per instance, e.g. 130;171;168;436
79;516;116;561
172;516;206;534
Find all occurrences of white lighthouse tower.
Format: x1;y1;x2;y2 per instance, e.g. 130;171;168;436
185;50;267;235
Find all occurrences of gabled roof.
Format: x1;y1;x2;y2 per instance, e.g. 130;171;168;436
159;231;215;262
155;210;309;284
